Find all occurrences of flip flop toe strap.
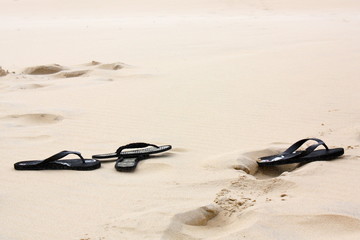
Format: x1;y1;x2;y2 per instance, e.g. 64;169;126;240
283;138;329;158
38;150;85;165
116;142;159;155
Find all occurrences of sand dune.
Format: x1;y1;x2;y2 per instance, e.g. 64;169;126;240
23;64;66;75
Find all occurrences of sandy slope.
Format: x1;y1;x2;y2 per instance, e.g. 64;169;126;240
1;0;360;239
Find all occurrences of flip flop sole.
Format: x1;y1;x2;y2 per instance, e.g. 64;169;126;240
257;148;344;166
115;155;149;172
14;159;101;170
115;157;139;172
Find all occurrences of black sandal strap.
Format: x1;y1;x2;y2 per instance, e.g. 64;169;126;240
39;151;85;165
283;138;329;157
302;141;329;155
116;142;159;155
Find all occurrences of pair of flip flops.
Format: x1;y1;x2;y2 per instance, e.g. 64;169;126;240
14;143;172;171
257;138;344;166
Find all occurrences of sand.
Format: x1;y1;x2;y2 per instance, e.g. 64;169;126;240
1;0;360;239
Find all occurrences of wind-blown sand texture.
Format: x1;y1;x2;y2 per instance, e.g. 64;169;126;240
1;0;360;239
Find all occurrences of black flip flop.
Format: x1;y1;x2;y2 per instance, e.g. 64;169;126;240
92;142;172;161
14;150;101;170
115;155;149;172
257;138;344;166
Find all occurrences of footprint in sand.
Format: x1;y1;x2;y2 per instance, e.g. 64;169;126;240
81;61;126;70
23;64;90;78
163;175;295;239
203;146;298;179
9;61;128;93
213;175;294;216
84;60;101;66
169;205;220;227
1;113;63;126
23;64;66;75
164;146;299;238
163;205;224;239
22;61;125;79
97;62;125;70
55;70;90;78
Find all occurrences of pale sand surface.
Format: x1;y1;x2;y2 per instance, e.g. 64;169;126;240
1;0;360;239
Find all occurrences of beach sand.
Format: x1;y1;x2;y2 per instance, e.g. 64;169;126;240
1;0;360;239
